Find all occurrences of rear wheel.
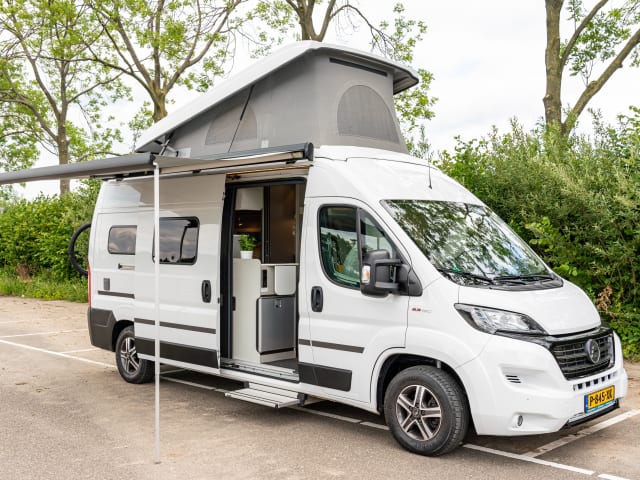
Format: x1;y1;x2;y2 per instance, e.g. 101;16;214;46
384;365;468;456
115;326;154;384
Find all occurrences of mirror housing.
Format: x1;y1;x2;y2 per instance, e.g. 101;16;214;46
361;250;401;296
361;250;423;297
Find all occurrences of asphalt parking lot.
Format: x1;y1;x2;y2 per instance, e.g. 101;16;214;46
1;297;639;480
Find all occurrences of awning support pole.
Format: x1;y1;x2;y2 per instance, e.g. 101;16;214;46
153;161;161;464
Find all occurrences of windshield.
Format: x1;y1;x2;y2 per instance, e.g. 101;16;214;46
383;200;556;287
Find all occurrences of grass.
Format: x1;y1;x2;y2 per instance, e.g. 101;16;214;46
0;269;88;303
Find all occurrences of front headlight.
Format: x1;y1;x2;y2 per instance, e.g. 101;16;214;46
455;303;547;335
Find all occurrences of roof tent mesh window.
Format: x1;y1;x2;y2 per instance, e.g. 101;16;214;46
337;85;399;143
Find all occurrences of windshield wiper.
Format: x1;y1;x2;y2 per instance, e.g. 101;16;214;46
493;273;555;284
437;268;495;285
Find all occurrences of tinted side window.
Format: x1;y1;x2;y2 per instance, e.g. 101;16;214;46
154;217;199;265
319;207;360;288
108;226;137;255
360;213;395;259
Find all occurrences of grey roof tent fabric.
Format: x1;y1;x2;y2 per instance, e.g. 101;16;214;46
0;42;418;186
136;42;419;157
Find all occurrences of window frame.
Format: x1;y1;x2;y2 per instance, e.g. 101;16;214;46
317;204;398;290
107;225;137;256
152;216;200;266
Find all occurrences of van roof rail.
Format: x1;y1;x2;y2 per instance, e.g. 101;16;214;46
0;143;313;186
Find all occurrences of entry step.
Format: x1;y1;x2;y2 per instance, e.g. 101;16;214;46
225;383;301;408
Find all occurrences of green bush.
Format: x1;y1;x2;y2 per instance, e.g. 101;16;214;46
438;117;640;358
0;180;98;281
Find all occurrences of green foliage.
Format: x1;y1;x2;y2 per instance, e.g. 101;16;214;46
0;0;126;193
438;116;640;358
91;0;244;121
0;181;98;281
565;0;640;81
370;3;436;151
0;268;87;302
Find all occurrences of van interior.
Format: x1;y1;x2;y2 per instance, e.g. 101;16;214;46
220;179;306;382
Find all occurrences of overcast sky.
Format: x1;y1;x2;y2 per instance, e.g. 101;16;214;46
19;0;639;198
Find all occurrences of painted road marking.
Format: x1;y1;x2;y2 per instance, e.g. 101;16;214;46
162;376;229;393
1;334;636;480
598;474;635;480
0;329;85;338
59;347;100;354
0;338;115;369
524;409;640;457
463;444;595;475
291;406;362;423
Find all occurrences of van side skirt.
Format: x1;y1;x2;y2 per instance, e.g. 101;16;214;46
136;337;219;369
298;362;352;392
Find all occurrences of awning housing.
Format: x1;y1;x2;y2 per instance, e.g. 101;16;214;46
0;143;313;186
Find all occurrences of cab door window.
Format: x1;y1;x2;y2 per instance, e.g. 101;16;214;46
319;206;395;289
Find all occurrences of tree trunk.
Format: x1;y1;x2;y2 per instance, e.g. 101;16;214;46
152;91;168;122
58;124;70;195
543;0;564;132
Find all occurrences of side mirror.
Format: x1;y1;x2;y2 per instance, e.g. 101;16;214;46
361;250;402;296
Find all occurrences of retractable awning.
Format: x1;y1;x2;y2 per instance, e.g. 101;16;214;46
0;143;313;186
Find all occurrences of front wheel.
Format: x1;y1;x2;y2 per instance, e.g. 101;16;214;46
115;326;154;384
384;365;469;456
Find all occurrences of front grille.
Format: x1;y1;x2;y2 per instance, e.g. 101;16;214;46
551;333;614;380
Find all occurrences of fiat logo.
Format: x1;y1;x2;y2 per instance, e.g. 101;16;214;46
584;339;601;364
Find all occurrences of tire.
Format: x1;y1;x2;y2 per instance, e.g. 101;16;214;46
384;365;469;456
115;326;154;384
68;222;91;277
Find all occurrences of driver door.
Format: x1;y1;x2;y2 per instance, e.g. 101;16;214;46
300;198;409;402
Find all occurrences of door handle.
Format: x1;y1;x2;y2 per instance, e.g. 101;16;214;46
201;280;212;303
311;286;323;312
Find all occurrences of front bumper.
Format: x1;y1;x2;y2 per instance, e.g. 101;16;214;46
456;331;628;436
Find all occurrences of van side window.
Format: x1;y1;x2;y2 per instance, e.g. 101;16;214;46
319;206;360;288
108;226;137;255
153;217;199;265
360;212;396;260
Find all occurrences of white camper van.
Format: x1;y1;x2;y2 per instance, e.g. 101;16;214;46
0;42;628;456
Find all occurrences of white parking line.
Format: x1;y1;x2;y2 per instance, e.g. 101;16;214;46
598;474;634;480
161;376;229;393
0;338;115;369
0;319;34;325
0;329;85;338
59;347;99;354
291;406;362;423
524;409;640;457
463;444;595;475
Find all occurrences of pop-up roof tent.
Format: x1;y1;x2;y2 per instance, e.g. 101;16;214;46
135;40;419;159
0;40;418;184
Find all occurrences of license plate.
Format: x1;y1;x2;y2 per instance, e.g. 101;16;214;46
584;385;615;413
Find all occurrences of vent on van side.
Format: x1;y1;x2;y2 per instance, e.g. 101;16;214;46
505;374;522;384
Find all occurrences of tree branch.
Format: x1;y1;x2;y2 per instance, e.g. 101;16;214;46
567;26;640;126
561;0;609;68
317;0;338;40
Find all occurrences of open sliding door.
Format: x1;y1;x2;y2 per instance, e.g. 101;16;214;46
133;175;226;372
